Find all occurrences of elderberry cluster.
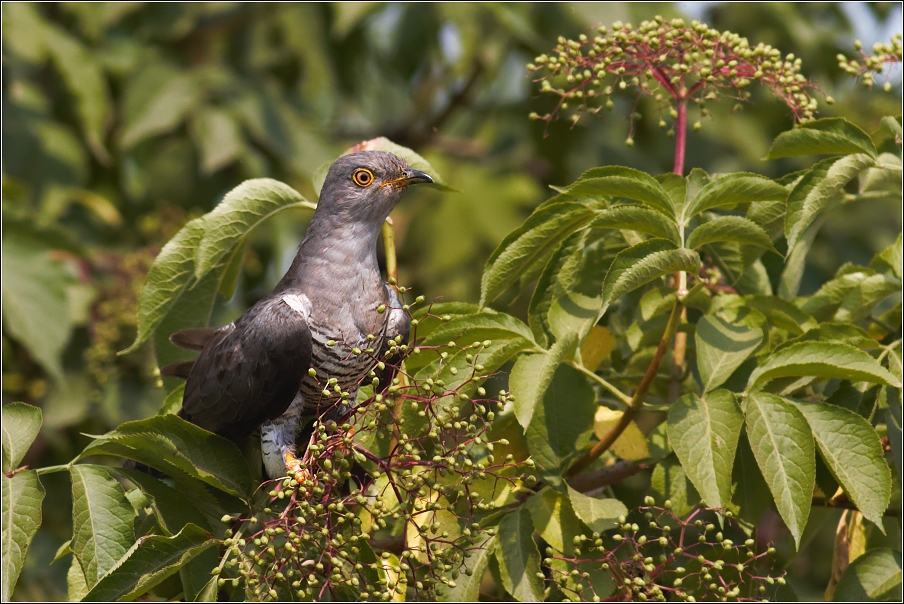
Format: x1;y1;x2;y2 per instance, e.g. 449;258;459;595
542;498;785;602
528;17;821;133
209;300;526;601
837;34;903;90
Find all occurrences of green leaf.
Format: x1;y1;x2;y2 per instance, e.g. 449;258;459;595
667;391;744;509
793;401;892;528
767;118;878;159
566;486;627;533
313;136;451;194
439;536;495;602
682;173;787;223
686;216;777;253
649;454;700;517
68;554;89;602
70;465;136;587
2;470;45;601
564;166;676;218
79;415;253;499
742;296;818;334
528;231;584;347
785;154;876;250
480;202;599;305
748;341;901;390
695;315;763;392
2;403;42;473
1;236;75;380
526;487;583;553
159;383;186;416
511;333;578;429
114;469;210;535
121;68;201;148
190;107;243;175
494;508;544;602
525;365;597;485
599;239;700;317
43;23;111;161
745;392;814;547
833;548;902;602
82;524;217;602
418;311;535;348
194;178;315;280
731;433;771;526
588;205;680;244
121;218;205;355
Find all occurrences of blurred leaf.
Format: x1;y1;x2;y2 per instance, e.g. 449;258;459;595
526;487;582;553
745;392;814;548
1;3;49;62
1;470;45;601
832;548;902;602
767;118;877;159
332;2;382;37
588;205;680;244
480;201;599;305
682;173;787;222
190;107;243;174
43;23;111;162
511;333;577;429
194;178;315;279
70;465;136;587
1;403;43;473
748;341;901;390
565;166;676;218
82;524;216;602
686;215;778;253
599;239;700;317
785;154;875;250
1;236;74;381
566;486;627;534
668;390;743;509
525;364;596;486
78;415;253;499
593;407;649;461
494;508;543;602
793;400;892;529
696;314;763;392
121;66;201;148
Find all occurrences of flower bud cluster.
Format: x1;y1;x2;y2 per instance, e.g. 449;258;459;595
210;293;526;601
837;34;903;91
541;501;785;602
528;17;821;130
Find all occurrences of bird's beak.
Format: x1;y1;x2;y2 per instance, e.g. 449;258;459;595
384;169;434;188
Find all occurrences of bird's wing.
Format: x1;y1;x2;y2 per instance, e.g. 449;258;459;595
169;327;223;351
179;295;312;439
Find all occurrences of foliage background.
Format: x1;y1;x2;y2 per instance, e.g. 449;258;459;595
2;2;901;601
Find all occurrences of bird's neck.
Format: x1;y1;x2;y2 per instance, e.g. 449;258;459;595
275;216;384;293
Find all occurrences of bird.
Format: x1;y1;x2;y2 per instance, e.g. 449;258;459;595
161;151;433;481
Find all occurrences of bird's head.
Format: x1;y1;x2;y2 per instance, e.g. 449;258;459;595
317;151;433;226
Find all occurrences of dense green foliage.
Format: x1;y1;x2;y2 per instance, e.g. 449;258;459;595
2;3;902;602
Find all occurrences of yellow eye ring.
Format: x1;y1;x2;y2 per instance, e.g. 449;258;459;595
352;168;374;187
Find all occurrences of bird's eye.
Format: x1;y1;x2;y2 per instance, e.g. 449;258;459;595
352;168;374;187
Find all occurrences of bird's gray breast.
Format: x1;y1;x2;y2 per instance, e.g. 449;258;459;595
291;284;392;411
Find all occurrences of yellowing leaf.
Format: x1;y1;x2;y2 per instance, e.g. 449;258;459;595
593;407;650;461
581;326;616;371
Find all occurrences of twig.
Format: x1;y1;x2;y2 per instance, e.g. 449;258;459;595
566;301;683;478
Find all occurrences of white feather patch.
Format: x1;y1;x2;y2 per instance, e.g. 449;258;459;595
281;293;311;318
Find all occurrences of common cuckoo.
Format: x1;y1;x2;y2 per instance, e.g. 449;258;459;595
163;151;432;480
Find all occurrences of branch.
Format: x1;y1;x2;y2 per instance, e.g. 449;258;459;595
566;301;683;478
567;460;650;494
